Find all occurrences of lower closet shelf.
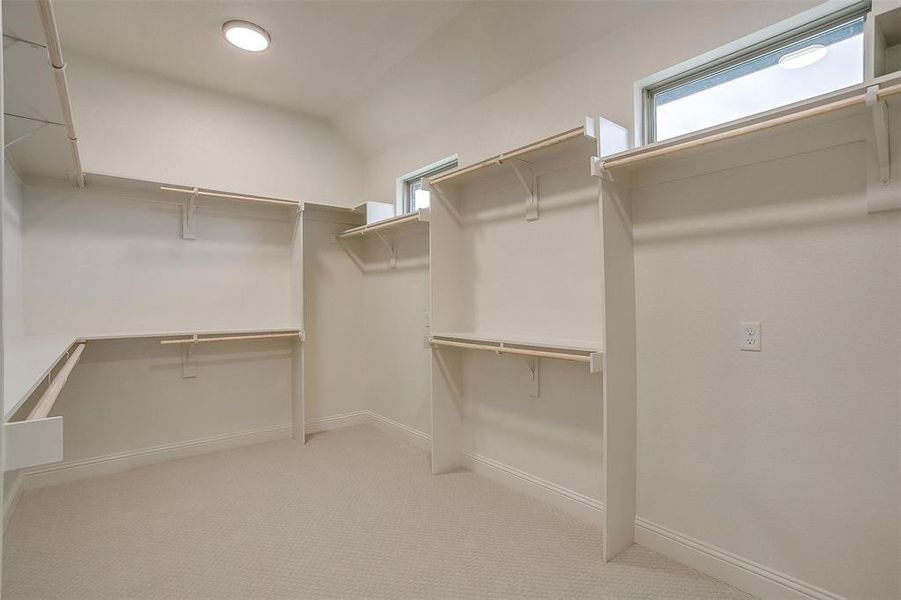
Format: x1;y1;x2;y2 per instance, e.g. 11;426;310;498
429;333;603;373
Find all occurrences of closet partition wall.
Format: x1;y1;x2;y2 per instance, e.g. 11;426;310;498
426;120;637;561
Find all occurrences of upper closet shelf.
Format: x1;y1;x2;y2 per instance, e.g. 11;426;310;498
428;124;597;188
430;332;603;373
3;0;85;186
336;209;430;240
600;79;901;172
159;185;301;208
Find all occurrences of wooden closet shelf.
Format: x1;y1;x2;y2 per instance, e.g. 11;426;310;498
428;125;594;187
601;80;901;171
336;209;430;239
429;333;603;373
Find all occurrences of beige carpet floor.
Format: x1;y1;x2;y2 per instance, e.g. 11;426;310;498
3;425;754;599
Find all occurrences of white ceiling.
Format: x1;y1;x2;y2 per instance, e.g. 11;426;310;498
45;1;649;156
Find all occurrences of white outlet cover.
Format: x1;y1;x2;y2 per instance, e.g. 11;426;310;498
741;321;761;351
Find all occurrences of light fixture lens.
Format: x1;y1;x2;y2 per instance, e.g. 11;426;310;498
223;20;270;52
778;44;827;70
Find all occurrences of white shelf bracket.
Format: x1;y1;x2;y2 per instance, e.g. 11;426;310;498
507;159;538;221
182;334;197;378
589;352;604;374
526;356;540;398
373;231;397;270
182;187;198;240
866;85;891;186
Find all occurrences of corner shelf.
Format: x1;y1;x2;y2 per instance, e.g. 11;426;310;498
336;209;430;240
336;209;430;270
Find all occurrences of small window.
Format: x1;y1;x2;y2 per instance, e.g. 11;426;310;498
645;12;865;143
398;157;458;215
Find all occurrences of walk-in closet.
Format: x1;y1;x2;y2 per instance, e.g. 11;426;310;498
0;1;898;599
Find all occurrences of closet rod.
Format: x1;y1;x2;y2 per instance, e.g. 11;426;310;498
337;212;422;238
37;0;85;188
27;343;86;421
603;81;901;170
430;338;591;363
430;126;584;185
160;332;301;345
159;186;300;207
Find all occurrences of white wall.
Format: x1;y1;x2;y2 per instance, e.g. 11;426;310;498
22;178;298;337
54;336;292;462
361;1;820;201
303;216;368;423
631;116;899;600
358;1;898;599
361;230;431;433
67;54;362;207
3;160;23;340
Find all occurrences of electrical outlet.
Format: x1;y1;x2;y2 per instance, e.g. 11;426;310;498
740;322;761;351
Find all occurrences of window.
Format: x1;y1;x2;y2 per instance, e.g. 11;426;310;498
397;156;458;215
645;10;866;143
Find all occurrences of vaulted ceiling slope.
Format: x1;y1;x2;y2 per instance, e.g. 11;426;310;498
49;0;652;156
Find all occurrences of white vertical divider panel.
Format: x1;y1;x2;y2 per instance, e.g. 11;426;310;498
597;118;638;560
291;206;305;442
429;182;467;473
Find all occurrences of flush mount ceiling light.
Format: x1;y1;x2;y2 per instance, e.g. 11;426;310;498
778;44;827;70
223;20;270;52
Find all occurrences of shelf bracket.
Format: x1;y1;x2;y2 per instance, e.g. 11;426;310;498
182;188;198;240
182;335;197;378
373;231;397;270
335;236;367;271
507;159;538;221
866;85;890;185
526;356;540;398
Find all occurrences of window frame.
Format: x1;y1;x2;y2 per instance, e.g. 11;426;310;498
640;2;870;144
396;155;458;215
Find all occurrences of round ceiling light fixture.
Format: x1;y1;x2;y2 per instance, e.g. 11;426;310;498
777;44;827;70
223;20;271;52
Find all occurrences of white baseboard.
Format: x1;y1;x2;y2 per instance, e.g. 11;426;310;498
635;517;848;600
305;411;370;434
462;450;604;524
357;411;601;523
4;472;24;532
22;424;293;492
365;411;431;450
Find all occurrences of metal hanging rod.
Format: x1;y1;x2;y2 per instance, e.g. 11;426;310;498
2;33;47;49
337;211;426;239
160;185;300;207
27;343;86;421
160;332;302;346
429;337;602;369
4;112;66;127
36;0;85;187
430;126;585;186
